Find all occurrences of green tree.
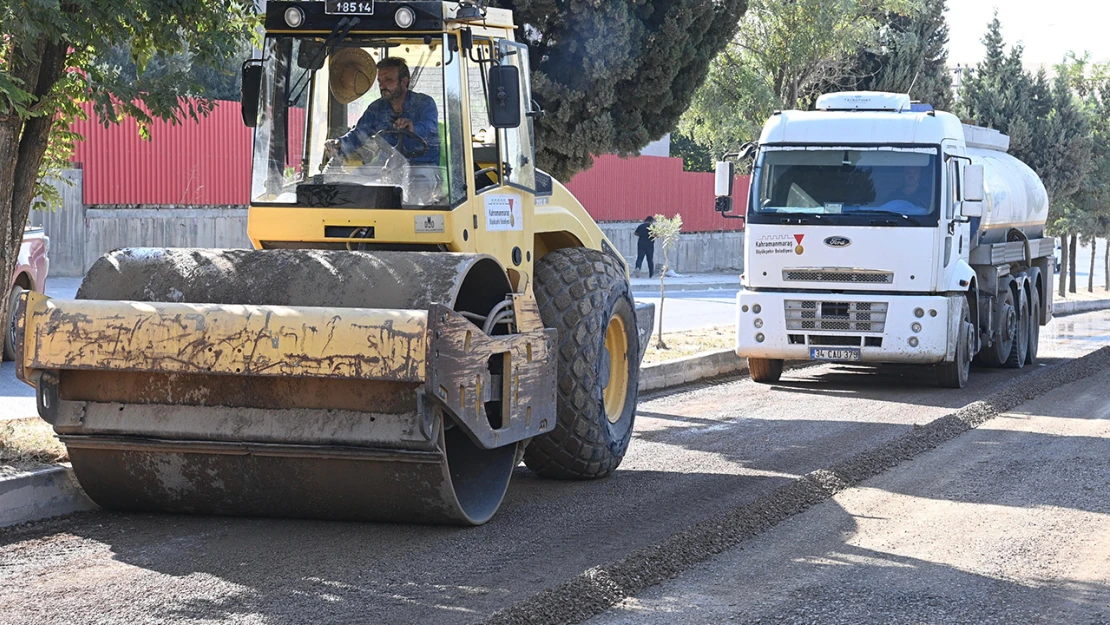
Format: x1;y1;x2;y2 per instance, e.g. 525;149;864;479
95;39;256;103
494;0;749;180
680;0;910;155
669;131;714;172
0;1;257;326
838;0;953;110
961;18;1094;295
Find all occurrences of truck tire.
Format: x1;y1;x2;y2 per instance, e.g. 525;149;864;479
937;298;972;388
3;285;24;361
1026;280;1040;365
1005;286;1029;368
524;247;639;479
748;357;784;384
978;286;1017;367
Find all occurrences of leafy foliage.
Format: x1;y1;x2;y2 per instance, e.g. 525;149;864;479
493;0;749;180
679;0;914;155
835;0;953;110
0;0;259;323
669;131;714;172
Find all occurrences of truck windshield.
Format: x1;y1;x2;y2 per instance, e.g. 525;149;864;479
251;35;465;209
753;147;939;218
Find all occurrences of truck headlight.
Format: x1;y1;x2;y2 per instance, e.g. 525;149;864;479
754;318;763;329
755;333;765;343
752;304;762;314
911;322;922;333
914;308;924;318
908;337;919;347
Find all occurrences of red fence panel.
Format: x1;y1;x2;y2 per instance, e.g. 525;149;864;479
565;154;748;232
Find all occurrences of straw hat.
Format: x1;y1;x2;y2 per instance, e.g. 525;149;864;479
329;47;377;105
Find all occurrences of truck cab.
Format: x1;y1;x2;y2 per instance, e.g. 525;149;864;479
716;92;1053;388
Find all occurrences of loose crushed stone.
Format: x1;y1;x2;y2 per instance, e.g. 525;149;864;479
481;346;1110;625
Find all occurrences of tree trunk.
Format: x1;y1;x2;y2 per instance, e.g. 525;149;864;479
1069;233;1078;294
1089;239;1096;293
655;255;667;350
1059;235;1069;298
0;38;68;341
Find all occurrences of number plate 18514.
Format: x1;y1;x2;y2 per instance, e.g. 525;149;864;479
326;1;375;15
809;347;861;362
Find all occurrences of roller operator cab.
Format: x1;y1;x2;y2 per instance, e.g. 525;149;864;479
13;1;653;525
714;91;1053;388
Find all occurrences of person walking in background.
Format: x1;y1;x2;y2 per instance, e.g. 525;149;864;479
634;215;656;278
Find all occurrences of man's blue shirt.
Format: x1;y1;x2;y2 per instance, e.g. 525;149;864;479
338;91;441;165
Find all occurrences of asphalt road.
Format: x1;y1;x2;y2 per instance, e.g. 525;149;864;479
634;288;738;333
1;309;1107;625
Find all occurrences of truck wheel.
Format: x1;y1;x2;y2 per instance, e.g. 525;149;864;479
524;248;639;479
748;357;784;384
937;298;972;388
978;287;1017;367
1005;286;1029;368
3;285;24;361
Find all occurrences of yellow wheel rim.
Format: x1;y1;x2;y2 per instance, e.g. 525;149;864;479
603;313;630;423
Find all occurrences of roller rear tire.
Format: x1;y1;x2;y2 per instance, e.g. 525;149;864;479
524;248;640;479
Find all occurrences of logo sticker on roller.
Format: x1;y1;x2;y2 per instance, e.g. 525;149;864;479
485;195;524;231
415;214;445;233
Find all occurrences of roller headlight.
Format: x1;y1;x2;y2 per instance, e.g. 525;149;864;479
284;6;305;27
395;6;416;28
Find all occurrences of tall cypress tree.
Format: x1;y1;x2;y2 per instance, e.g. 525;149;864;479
841;0;954;110
494;0;749;179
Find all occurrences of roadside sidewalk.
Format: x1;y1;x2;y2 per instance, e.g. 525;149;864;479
630;271;740;294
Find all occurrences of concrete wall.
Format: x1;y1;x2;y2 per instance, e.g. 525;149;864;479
599;222;744;274
37;171;742;277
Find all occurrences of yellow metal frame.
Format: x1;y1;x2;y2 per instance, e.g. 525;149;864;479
247;18;621;299
19;291;428;383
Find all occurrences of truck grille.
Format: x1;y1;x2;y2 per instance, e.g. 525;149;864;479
785;300;889;333
783;269;894;284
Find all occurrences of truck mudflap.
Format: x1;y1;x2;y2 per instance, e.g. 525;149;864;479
13;248;559;524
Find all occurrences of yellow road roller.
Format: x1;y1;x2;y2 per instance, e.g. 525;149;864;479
15;1;653;525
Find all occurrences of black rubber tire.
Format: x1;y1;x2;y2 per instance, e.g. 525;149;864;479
1005;286;1029;368
749;357;784;384
937;298;972;388
977;286;1016;367
523;248;640;479
3;285;24;362
1026;281;1040;365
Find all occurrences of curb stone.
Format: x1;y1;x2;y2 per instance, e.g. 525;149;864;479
639;349;746;392
1053;297;1110;316
0;464;97;528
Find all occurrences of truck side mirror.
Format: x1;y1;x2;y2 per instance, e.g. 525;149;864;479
963;164;985;202
488;65;521;129
714;161;734;213
241;60;264;128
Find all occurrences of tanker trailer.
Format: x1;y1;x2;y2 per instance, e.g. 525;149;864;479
712;91;1053;388
13;1;654;525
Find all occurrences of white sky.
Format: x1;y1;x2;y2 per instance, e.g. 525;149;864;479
946;0;1110;70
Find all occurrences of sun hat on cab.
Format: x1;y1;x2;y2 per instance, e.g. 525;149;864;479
329;47;377;104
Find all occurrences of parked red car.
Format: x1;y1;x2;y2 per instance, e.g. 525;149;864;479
5;226;50;360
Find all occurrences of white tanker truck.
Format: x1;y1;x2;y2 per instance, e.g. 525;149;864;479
714;92;1054;388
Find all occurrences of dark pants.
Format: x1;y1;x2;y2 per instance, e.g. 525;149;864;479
635;242;654;277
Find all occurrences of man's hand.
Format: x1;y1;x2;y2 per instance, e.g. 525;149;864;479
324;139;341;159
393;117;414;133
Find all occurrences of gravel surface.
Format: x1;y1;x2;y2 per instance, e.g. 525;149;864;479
587;365;1110;625
0;311;1107;625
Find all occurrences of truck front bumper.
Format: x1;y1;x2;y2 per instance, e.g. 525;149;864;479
736;291;959;364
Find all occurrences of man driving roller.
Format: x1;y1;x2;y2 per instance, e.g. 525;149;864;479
325;54;441;166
